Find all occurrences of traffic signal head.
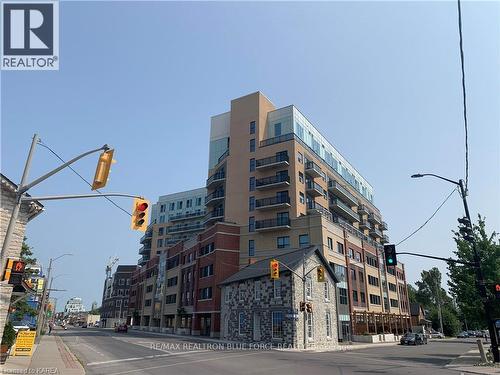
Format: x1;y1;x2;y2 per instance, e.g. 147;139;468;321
299;301;306;312
270;259;279;280
131;198;150;231
495;284;500;300
384;244;397;267
92;149;115;190
317;266;325;282
457;217;471;227
306;302;313;313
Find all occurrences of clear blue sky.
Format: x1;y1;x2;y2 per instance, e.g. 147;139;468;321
1;1;498;311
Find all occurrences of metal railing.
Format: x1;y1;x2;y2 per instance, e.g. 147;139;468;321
168;210;206;221
204;208;224;222
256;175;290;187
259;133;295;147
205;190;225;204
255;195;290;208
255;153;289;168
328;180;359;205
307;201;333;221
206;171;226;186
255;217;291;230
305;160;322;175
218;149;229;164
306;181;326;194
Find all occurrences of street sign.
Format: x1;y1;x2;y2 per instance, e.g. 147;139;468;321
12;331;36;356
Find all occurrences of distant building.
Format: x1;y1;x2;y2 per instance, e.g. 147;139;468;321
64;297;85;314
91;301;98;311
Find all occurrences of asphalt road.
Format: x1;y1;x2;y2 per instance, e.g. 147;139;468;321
58;327;478;375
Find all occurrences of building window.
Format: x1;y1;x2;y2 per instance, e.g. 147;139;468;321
250;121;256;134
196;197;202;206
158;227;164;236
327;237;333;250
238;284;244;302
277;236;290;249
145;299;152;307
324;282;330;301
370;294;381;305
355;251;362;262
249;196;255;211
274;122;281;136
224;288;230;303
360;291;366;304
248;240;255;257
353;290;358;303
167;276;178;287
272;311;284;339
116;299;122;307
326;311;332;338
146;285;153;293
299;234;309;248
249;158;255;172
307;313;314;340
349;248;354;259
169;202;175;211
299;172;304;183
390;298;399;308
186;199;192;208
160;204;165;213
359;271;364;282
368;275;379;287
339;288;348;305
200;264;214;278
274;280;282;299
299;192;305;204
239;312;245;335
157;239;163;248
249;177;255;191
350;268;356;280
389;283;397;292
165;294;176;304
177;201;183;210
199;287;213;300
249;217;255;232
254;280;261;300
366;255;378;268
298;152;303;164
306;276;313;299
337;242;344;254
250;139;255;152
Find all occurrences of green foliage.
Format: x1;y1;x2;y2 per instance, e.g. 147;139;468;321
1;322;16;348
20;237;36;266
407;284;417;303
448;216;500;329
89;307;101;315
429;305;461;336
10;296;37;320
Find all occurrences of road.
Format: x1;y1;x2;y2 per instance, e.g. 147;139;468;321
58;327;478;375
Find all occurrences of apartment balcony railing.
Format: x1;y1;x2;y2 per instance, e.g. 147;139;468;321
206;171;226;189
256;175;290;190
381;234;389;244
305;161;323;178
369;227;383;239
255;153;289;170
139;245;150;255
329;198;359;223
255;195;291;210
203;208;224;224
260;133;294;147
218;149;229;164
368;212;382;225
334;215;367;241
328;180;358;207
140;228;153;244
205;190;225;206
306;181;326;197
167;223;205;234
166;238;182;246
380;221;388;231
358;204;370;215
138;255;150;266
169;210;206;222
359;219;372;230
255;217;291;232
306;201;333;222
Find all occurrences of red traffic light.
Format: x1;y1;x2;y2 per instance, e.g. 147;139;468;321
137;202;148;212
496;284;500;292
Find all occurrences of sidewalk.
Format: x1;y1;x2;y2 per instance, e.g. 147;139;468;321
1;332;84;375
445;348;500;374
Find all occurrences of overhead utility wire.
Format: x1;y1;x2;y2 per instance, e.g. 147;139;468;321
395;188;457;246
457;0;469;190
37;140;132;217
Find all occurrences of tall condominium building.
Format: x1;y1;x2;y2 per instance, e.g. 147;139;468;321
138;188;206;266
64;297;85;314
205;92;410;340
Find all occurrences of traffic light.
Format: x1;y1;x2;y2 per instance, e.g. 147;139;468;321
299;301;306;312
305;302;313;313
131;198;150;231
495;284;500;300
458;217;475;243
384;244;397;267
317;266;325;282
270;259;279;280
92;149;115;190
2;259;26;285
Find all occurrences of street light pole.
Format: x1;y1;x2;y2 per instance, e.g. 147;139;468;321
411;173;499;362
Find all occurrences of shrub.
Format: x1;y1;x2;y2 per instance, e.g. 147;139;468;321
1;322;16;348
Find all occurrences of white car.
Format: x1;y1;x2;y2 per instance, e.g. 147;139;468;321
11;322;30;333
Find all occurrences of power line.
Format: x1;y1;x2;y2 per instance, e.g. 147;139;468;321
37;140;132;217
395;187;457;246
457;0;469;190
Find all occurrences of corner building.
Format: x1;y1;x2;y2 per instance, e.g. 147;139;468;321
206;92;411;341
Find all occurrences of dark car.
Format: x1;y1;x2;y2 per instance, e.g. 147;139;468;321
457;331;469;338
400;333;426;345
114;323;128;333
82;323;88;328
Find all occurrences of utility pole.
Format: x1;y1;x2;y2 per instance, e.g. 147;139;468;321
435;278;444;334
35;258;52;341
302;249;306;350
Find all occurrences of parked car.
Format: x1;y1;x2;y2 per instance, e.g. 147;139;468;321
457;331;469;338
11;321;30;333
82;323;88;328
114;323;128;333
429;330;445;339
400;333;426;345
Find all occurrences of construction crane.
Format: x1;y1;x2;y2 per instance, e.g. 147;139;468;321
105;256;119;280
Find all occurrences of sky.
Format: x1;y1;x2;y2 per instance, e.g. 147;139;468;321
1;1;499;311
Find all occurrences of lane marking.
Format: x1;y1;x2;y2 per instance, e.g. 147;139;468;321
87;349;212;366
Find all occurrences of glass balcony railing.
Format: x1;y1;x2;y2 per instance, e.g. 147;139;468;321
205;190;225;205
168;210;206;222
203;208;224;223
167;223;205;234
256;175;290;189
306;201;333;221
369;227;383;238
206;171;226;188
368;212;382;225
359;218;372;230
328;180;358;207
306;181;326;197
381;234;389;244
329;198;359;222
381;221;388;231
358;204;370;215
305;161;322;177
255;153;289;169
255;195;290;209
255;217;291;231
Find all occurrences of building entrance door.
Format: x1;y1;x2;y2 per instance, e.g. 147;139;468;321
341;321;351;342
200;316;211;336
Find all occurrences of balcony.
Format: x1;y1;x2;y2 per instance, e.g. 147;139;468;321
138;255;150;266
305;161;323;178
167;223;205;234
381;234;389;244
166;238;182;246
380;221;388;231
206;171;226;189
334;216;367;241
306;181;326;197
329;199;359;223
307;201;333;222
328;180;358;207
205;190;225;206
368;212;382;225
256;175;290;190
255;153;289;170
218;149;229;164
255;195;291;210
140;229;153;244
369;227;383;239
203;208;224;225
359;219;371;230
358;204;370;215
169;210;206;222
139;245;150;255
255;217;291;232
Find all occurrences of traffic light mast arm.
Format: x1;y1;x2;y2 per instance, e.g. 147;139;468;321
275;260;321;282
18;144;110;194
396;251;476;267
20;193;144;202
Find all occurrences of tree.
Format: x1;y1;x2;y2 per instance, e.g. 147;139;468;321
448;216;500;329
407;284;418;303
20;237;36;266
